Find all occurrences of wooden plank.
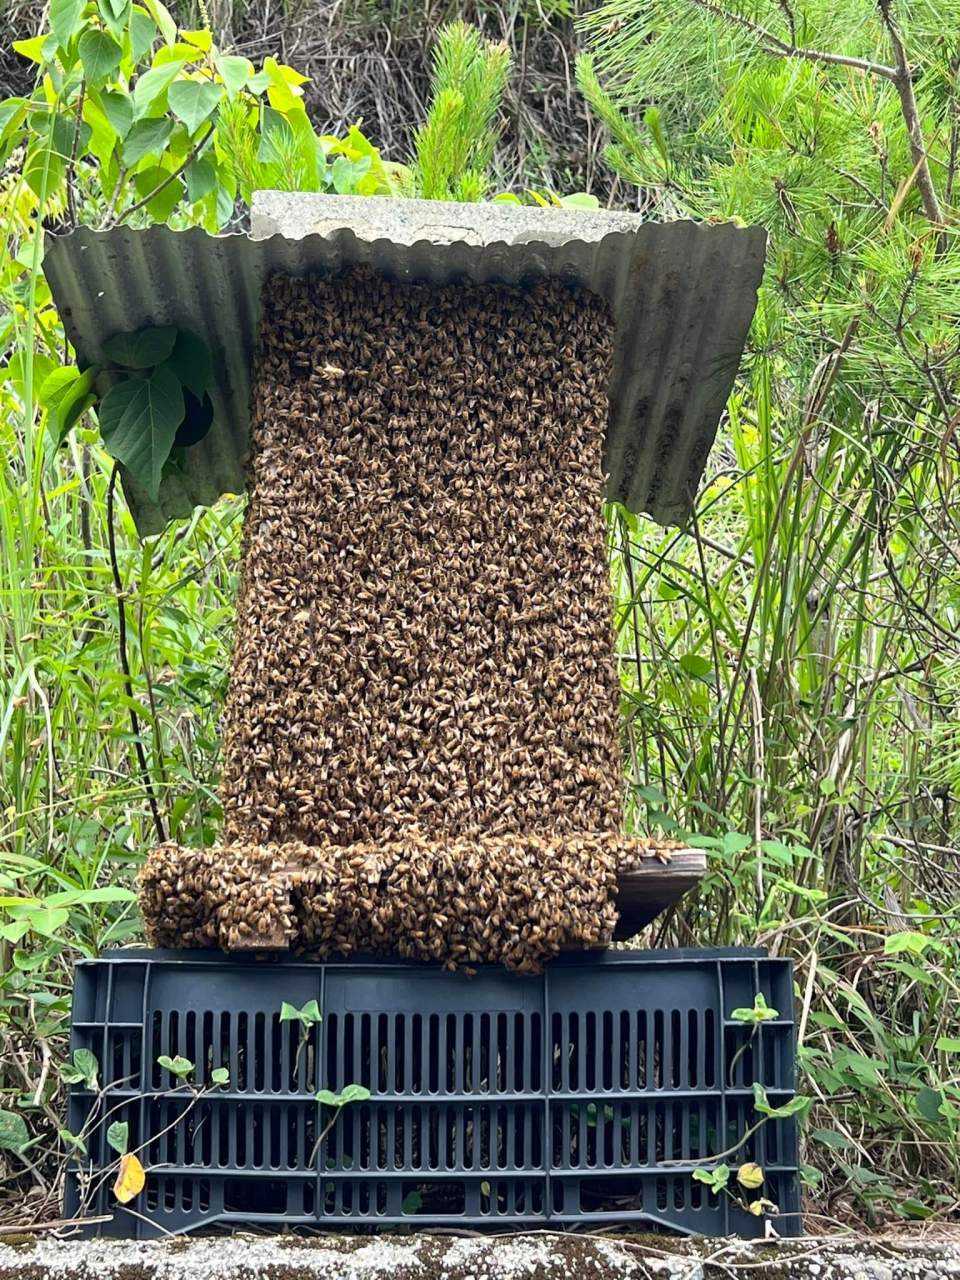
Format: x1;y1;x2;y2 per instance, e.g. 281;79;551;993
613;848;706;939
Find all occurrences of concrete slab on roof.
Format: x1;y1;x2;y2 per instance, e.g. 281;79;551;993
42;195;766;535
251;189;647;245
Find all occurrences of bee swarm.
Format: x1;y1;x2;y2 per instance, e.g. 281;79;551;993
140;268;678;971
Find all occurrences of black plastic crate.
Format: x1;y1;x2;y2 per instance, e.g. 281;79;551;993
64;948;800;1238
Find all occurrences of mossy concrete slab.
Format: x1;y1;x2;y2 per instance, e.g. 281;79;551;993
2;1233;959;1280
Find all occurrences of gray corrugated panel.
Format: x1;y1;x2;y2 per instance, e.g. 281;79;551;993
43;212;765;535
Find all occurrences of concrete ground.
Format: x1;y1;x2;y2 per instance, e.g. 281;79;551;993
2;1232;959;1280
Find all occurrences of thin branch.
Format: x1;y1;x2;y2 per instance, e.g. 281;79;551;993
107;464;166;844
686;0;899;80
877;0;942;224
65;81;86;228
111;123;215;228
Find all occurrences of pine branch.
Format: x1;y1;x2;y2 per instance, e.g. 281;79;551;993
877;0;942;224
684;0;899;81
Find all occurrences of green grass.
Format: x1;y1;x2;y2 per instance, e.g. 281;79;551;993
1;0;958;1231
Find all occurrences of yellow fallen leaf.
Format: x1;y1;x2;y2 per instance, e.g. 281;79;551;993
748;1197;779;1217
113;1152;146;1204
737;1161;765;1189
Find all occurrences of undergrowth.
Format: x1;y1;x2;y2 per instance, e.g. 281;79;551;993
0;0;957;1237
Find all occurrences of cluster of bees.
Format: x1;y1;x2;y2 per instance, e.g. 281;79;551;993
140;268;673;971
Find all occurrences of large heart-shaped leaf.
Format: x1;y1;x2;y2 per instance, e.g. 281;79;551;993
133;61;186;115
166;329;211;397
100;90;134;139
102;326;177;369
217;54;254;96
98;365;184;500
184;156;216;202
143;0;177;45
168;80;223;134
130;10;158;62
50;0;84;49
78;29;122;83
122;116;173;167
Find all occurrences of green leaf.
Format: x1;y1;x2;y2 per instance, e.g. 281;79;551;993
644;106;670;166
106;1120;129;1155
280;999;322;1026
731;993;779;1023
97;0;131;38
335;1084;370;1106
217;54;254;96
142;0;177;45
65;1047;99;1090
916;1087;947;1125
679;652;712;680
167;81;223;134
935;1038;960;1053
774;879;829;903
811;1128;851;1152
50;0;85;50
41;366;98;442
43;886;137;907
122;116;173;166
79;29;122;83
102;326;178;369
130;8;159;61
331;153;371;195
133;163;184;221
40;365;82;410
693;1162;729;1192
299;999;322;1025
167;329;212;396
315;1084;368;1107
751;1085;812;1120
82;93;119;165
100;90;134;139
133;61;186;115
0;1111;31;1155
13;36;48;65
59;1127;88;1154
401;1190;423;1214
23;906;70;936
900;1198;935;1220
885;931;946;957
211;1067;229;1085
557;192;600;209
98;365;185;500
833;1051;884;1085
157;1053;194;1078
185;156;216;202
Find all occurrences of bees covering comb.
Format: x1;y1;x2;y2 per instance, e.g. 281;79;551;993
140;835;678;973
139;267;683;970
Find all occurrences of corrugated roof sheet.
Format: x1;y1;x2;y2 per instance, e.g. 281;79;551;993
43;200;765;535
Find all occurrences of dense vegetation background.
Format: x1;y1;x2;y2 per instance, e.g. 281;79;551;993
0;0;958;1232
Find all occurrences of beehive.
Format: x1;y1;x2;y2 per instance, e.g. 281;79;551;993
44;196;766;968
141;270;689;970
